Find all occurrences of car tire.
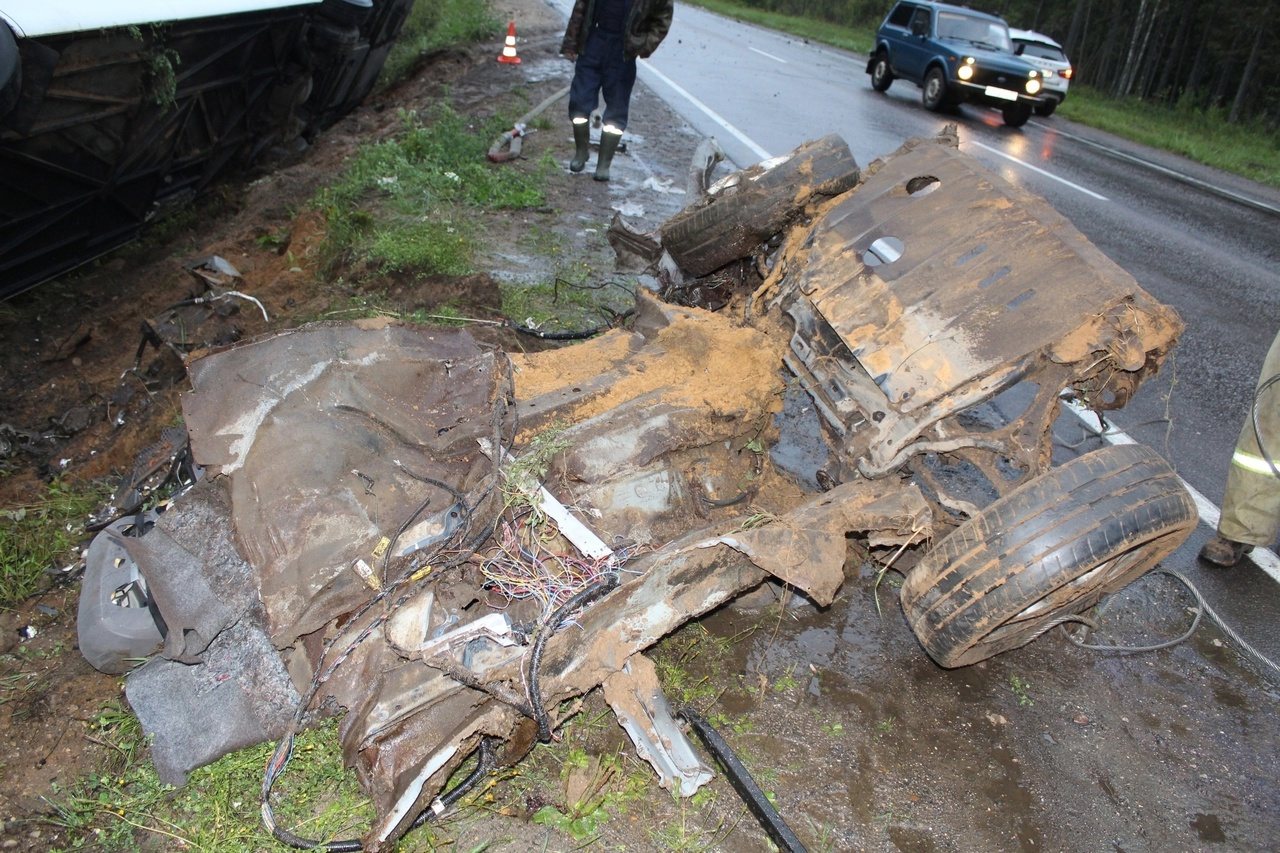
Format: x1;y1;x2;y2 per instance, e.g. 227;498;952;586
900;444;1196;668
659;134;860;277
870;53;893;92
1001;101;1033;127
922;66;950;111
1034;98;1057;117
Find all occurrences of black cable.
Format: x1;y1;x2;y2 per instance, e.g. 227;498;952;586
408;737;498;830
268;738;498;850
527;573;620;741
678;709;808;853
508;321;610;341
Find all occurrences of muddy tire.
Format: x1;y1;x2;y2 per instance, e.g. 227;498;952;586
1002;101;1033;127
659;134;859;277
870;53;893;92
901;444;1197;668
922;66;950;111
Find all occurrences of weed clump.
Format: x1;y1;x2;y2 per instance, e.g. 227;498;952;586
317;106;551;279
0;480;107;604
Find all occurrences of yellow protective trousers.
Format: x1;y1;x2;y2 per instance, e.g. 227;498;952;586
1218;328;1280;547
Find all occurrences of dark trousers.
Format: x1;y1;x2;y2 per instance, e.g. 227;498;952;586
568;27;638;131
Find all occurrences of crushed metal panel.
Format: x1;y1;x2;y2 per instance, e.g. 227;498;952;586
182;322;503;646
798;139;1149;413
708;481;931;605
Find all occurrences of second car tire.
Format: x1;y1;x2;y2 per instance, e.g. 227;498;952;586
900;444;1197;668
871;54;893;92
921;66;950;111
1002;101;1033;127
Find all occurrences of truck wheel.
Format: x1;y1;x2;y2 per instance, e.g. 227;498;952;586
922;67;950;111
870;53;893;92
900;444;1196;668
1034;98;1057;117
1002;101;1033;127
659;134;859;277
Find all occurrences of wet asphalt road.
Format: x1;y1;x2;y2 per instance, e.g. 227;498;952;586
556;0;1280;657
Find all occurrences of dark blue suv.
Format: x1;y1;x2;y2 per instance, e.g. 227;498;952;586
867;1;1045;127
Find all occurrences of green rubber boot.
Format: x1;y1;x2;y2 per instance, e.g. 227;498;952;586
569;121;590;173
594;130;623;181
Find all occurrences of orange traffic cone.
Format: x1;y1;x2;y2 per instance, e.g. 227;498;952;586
497;21;521;65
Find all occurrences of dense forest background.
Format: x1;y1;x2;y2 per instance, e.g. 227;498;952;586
728;0;1279;126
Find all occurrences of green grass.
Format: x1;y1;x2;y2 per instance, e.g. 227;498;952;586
379;0;500;88
44;704;379;851
368;218;474;276
1059;87;1280;188
316;105;552;277
0;480;108;604
499;273;632;333
684;1;1278;188
681;0;874;55
530;746;645;841
1008;674;1034;707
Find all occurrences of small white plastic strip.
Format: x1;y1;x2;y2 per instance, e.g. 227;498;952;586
478;439;614;562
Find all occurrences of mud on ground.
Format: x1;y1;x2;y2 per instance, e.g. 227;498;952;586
2;0;1279;850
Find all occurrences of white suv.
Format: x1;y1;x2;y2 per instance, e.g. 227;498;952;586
1009;28;1072;116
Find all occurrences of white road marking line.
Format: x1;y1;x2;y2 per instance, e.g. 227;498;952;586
968;140;1109;201
748;46;788;63
1065;400;1280;582
639;60;773;162
1034;123;1280;216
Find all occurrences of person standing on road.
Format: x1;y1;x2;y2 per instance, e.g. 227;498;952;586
1200;328;1280;567
561;0;674;181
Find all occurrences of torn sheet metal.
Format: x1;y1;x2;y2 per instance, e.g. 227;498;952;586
182;321;505;646
791;137;1177;415
481;479;934;707
603;654;713;796
706;481;931;605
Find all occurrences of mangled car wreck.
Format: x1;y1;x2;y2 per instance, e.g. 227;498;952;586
77;131;1195;849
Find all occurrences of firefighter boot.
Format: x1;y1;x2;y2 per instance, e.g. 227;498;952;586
569;119;590;173
594;130;623;181
1199;534;1254;567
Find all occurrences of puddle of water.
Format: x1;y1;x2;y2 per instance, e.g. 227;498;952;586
1191;812;1227;843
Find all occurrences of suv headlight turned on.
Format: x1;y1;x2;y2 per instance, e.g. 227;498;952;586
867;1;1045;127
1010;27;1072;117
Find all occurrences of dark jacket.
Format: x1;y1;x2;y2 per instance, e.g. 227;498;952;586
561;0;674;60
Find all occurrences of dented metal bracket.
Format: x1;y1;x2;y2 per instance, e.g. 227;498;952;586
603;654;713;796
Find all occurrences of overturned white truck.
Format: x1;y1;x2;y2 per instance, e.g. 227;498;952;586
78;131;1194;850
0;0;414;298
